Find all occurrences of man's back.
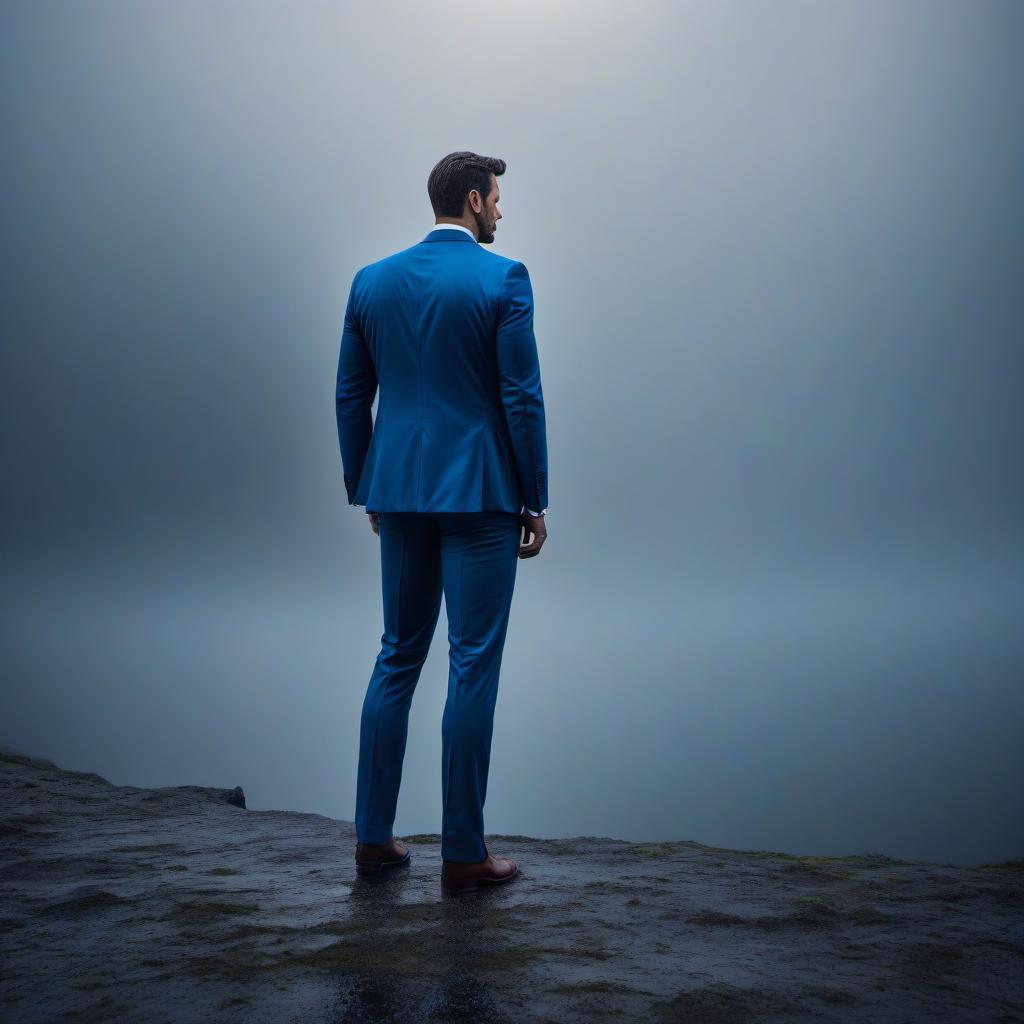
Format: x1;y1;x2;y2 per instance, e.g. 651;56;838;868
335;227;548;515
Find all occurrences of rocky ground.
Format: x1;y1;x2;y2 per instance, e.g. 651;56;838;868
1;744;1021;1023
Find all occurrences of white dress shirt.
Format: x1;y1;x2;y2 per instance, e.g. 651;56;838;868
426;223;547;518
429;222;476;239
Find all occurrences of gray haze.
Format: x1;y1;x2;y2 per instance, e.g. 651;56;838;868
2;1;1021;865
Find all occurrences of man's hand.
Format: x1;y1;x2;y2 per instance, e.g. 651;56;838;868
519;512;547;558
368;509;544;551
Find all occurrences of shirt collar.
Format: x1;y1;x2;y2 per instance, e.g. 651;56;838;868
427;223;476;240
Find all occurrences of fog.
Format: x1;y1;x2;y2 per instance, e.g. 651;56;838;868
2;0;1021;865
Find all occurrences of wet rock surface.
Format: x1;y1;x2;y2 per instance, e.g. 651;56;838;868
1;744;1021;1023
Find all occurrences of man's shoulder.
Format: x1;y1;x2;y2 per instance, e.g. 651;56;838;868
357;242;524;283
356;245;418;276
475;246;527;269
456;248;530;284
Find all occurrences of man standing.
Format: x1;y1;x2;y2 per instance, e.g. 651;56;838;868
335;151;548;896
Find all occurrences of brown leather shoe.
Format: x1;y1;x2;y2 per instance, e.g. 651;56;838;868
355;836;411;876
441;853;520;895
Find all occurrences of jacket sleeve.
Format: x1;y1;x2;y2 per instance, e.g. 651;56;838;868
496;260;548;514
335;268;377;505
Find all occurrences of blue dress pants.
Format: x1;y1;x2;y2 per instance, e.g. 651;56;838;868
354;511;521;863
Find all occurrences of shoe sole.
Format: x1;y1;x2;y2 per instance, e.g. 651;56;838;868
441;864;520;896
355;850;411;877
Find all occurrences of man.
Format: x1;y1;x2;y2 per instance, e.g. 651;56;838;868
335;151;548;896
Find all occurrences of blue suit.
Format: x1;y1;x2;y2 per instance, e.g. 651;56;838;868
335;226;549;863
336;226;548;514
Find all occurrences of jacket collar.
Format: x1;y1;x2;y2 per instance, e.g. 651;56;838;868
422;226;478;243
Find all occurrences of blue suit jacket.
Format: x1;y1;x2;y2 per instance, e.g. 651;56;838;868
335;227;548;514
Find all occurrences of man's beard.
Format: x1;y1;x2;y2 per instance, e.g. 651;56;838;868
473;209;495;244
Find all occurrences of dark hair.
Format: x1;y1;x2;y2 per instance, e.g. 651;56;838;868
427;151;506;218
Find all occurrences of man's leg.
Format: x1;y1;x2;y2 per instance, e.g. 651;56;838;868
438;511;521;863
355;512;443;844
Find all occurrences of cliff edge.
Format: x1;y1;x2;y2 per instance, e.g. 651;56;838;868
1;745;1021;1023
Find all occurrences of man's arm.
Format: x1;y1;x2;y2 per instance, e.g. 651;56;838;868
496;260;549;516
335;268;377;505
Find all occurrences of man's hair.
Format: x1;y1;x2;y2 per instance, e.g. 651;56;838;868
427;151;506;218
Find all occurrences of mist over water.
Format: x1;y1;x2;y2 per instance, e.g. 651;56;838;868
2;1;1021;865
